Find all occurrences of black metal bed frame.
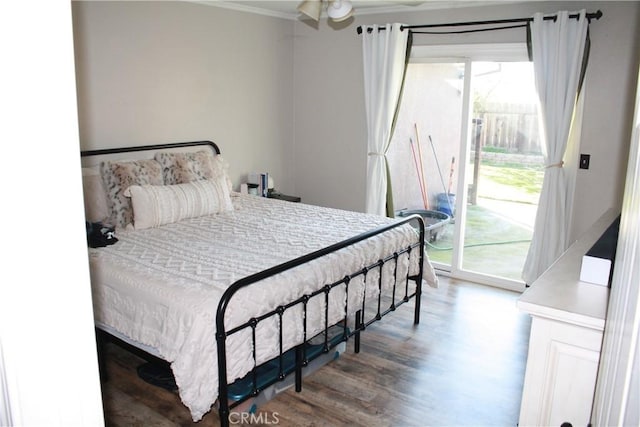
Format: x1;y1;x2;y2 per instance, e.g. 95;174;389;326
216;215;424;426
82;141;425;426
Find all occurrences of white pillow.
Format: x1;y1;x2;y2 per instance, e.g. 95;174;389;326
124;178;233;230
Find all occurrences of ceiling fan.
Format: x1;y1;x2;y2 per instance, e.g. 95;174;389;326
297;0;427;23
297;0;354;22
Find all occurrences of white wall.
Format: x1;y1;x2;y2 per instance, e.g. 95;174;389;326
292;1;640;240
0;1;104;425
72;1;296;195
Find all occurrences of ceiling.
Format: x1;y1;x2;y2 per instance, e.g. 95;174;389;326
199;1;503;20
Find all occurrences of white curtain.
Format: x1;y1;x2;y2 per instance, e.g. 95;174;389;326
362;23;409;216
522;10;589;284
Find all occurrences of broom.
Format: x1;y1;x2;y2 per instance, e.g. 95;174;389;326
414;123;430;209
409;137;429;209
429;134;454;217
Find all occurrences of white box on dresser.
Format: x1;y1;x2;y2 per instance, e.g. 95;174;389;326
517;209;618;427
579;215;620;286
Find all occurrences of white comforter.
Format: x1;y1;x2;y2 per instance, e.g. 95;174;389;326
89;194;437;421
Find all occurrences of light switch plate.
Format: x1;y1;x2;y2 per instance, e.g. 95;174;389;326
580;154;590;169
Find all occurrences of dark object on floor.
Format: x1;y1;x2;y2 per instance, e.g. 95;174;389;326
137;362;177;392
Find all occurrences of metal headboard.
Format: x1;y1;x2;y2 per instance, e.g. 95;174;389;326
80;140;220;157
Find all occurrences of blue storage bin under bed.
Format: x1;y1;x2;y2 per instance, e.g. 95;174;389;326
227;325;349;407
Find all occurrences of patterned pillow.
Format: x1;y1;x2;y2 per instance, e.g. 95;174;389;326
100;159;163;229
154;150;232;190
125;177;233;230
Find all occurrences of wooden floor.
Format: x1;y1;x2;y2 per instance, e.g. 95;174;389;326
100;277;531;426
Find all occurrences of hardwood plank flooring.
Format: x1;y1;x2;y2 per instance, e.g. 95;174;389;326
99;277;531;426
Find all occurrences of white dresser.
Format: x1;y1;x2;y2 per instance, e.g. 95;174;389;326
517;209;617;427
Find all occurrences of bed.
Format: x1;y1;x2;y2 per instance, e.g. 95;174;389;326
81;140;438;425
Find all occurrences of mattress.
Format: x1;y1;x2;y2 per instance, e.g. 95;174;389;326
89;193;437;421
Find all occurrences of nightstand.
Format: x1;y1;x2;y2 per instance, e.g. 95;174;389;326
267;191;301;203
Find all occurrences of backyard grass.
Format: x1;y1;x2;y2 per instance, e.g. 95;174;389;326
477;163;543;204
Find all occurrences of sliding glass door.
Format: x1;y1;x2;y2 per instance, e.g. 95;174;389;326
388;45;542;291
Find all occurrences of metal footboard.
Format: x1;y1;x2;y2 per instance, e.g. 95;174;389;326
215;214;425;426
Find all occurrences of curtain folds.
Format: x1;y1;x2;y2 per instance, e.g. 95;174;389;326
362;23;411;216
522;10;589;284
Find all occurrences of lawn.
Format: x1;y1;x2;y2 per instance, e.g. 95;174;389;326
477;163;543;204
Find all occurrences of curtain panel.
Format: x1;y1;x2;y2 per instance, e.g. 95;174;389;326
362;23;410;216
522;10;589;284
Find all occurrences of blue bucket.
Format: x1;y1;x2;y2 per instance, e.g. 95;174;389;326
436;193;455;217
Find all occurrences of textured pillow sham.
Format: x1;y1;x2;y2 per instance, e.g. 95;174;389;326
125;178;233;230
101;159;164;229
154;150;233;190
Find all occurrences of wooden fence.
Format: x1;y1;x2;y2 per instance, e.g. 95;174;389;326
472;102;541;155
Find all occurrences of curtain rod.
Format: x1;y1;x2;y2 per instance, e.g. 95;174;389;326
356;10;602;34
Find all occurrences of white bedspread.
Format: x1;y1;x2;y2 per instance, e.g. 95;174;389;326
89;194;437;421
